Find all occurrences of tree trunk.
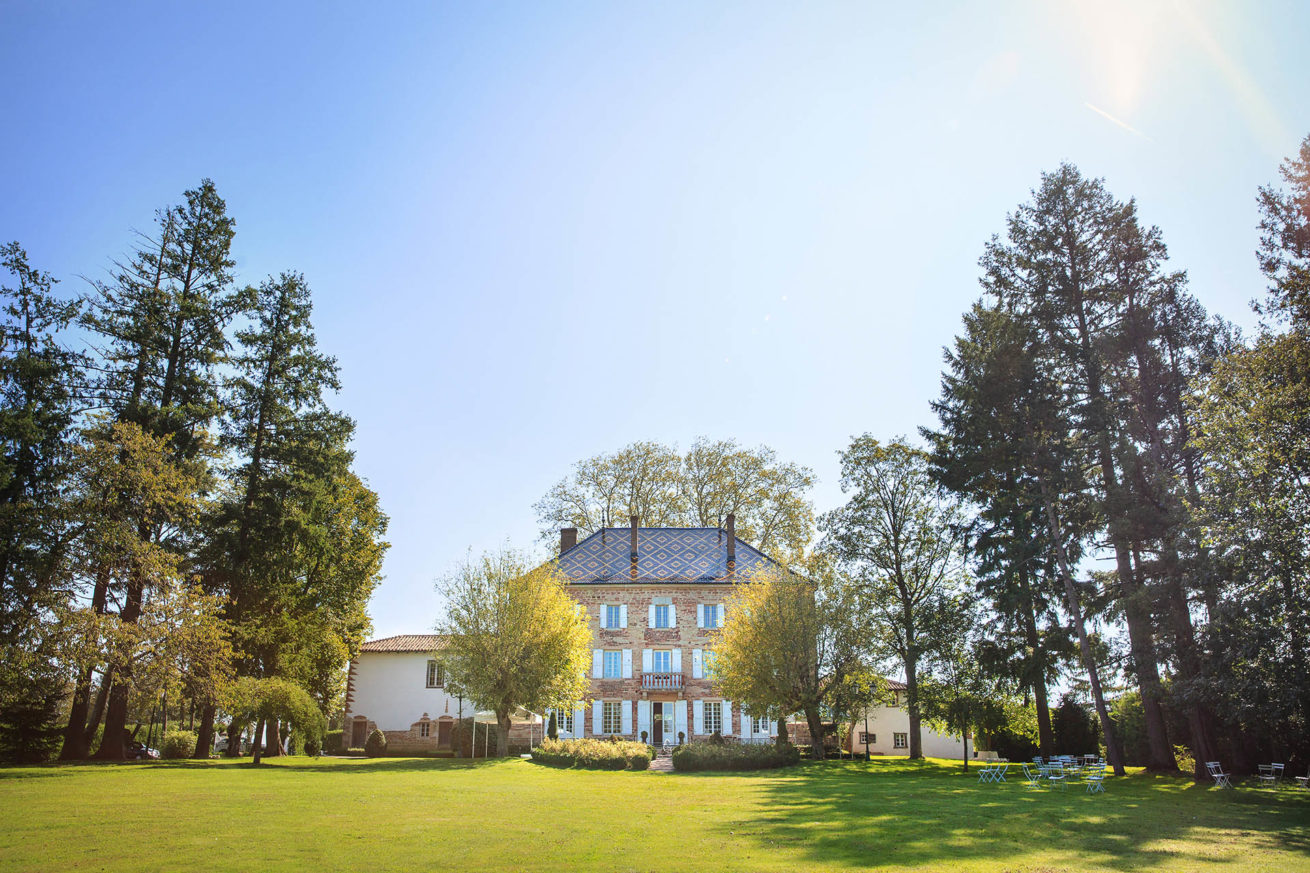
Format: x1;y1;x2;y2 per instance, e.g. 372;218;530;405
496;711;511;757
193;703;216;760
59;667;95;760
224;720;242;758
1018;565;1055;757
1040;482;1126;776
803;705;826;760
92;684;130;761
904;655;923;760
251;717;265;765
264;718;282;758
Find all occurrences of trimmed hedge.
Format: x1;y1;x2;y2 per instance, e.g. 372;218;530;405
364;728;388;758
671;741;801;772
159;730;198;759
531;738;652;771
324;730;344;754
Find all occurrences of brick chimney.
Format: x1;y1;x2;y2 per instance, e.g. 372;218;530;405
726;513;736;574
559;527;578;555
630;515;639;577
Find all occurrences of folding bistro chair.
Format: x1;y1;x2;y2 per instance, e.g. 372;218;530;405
992;763;1009;783
1046;761;1067;790
1206;761;1232;789
1021;762;1043;789
978;764;995;784
1084;763;1106;794
1295;769;1309;789
1257;763;1284;787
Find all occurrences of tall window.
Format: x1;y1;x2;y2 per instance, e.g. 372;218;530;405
753;716;770;735
651;650;671;673
603;650;622;679
426;660;444;688
704;604;720;629
859;732;876;745
894;732;908;749
603;701;623;734
653;604;671;628
554;709;574;735
419;722;430;738
704;701;723;734
604;604;622;629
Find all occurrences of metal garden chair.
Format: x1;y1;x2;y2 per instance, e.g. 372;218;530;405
1206;761;1232;789
1257;763;1284;787
1021;762;1043;789
1084;763;1106;794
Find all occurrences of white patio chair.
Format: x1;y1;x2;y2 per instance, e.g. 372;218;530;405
978;764;995;784
993;762;1009;783
1085;764;1106;794
1046;761;1066;790
1206;761;1232;789
1256;763;1284;787
1021;762;1043;789
1295;769;1308;789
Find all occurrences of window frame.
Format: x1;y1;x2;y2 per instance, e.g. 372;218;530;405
653;603;671;629
554;708;574;735
704;603;720;629
426;659;444;688
602;701;623;734
604;604;622;629
419;721;430;738
859;731;876;745
704;700;723;734
752;716;770;735
602;650;622;679
651;649;671;673
893;732;908;749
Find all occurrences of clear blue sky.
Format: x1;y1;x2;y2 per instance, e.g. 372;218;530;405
3;2;1306;639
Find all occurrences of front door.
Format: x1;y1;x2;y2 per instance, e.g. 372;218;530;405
437;720;452;748
652;705;664;745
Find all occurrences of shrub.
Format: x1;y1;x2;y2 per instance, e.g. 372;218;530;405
303;735;322;756
364;728;388;757
324;729;344;755
671;741;801;772
160;730;198;759
531;738;653;771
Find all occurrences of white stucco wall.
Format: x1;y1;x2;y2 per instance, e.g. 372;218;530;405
348;652;464;730
847;702;968;759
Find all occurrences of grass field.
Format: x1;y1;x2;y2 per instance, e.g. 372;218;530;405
1;756;1307;872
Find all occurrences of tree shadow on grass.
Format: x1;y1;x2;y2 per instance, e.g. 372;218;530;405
702;760;1310;870
0;755;514;778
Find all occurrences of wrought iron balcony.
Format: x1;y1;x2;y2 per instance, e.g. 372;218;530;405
641;672;683;691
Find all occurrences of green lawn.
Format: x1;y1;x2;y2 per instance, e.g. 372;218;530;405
1;756;1306;872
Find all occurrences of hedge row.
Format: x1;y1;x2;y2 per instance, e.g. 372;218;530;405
531;738;653;770
671;741;801;772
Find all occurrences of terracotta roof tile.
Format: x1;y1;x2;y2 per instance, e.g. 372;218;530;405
359;634;447;653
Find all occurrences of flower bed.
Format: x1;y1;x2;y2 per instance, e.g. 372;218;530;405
530;738;652;771
671;741;801;772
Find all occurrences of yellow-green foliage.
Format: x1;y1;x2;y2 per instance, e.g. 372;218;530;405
531;737;651;770
159;730;197;759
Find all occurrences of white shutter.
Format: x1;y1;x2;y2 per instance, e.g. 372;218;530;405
641;649;653;673
592;649;602;678
718;603;725;627
592;702;601;735
573;706;585;739
692;649;703;679
621;701;633;736
742;711;752;739
648;604;655;627
671;648;682;674
619;604;628;628
669;605;677;628
693;700;704;735
599;604;607;628
621;649;633;679
770;717;778;737
675;701;687;743
722;701;733;735
638;700;651;739
697;604;705;628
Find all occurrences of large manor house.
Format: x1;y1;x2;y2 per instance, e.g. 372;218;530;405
344;516;966;757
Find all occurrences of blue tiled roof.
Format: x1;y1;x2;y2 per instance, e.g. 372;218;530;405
557;527;777;583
